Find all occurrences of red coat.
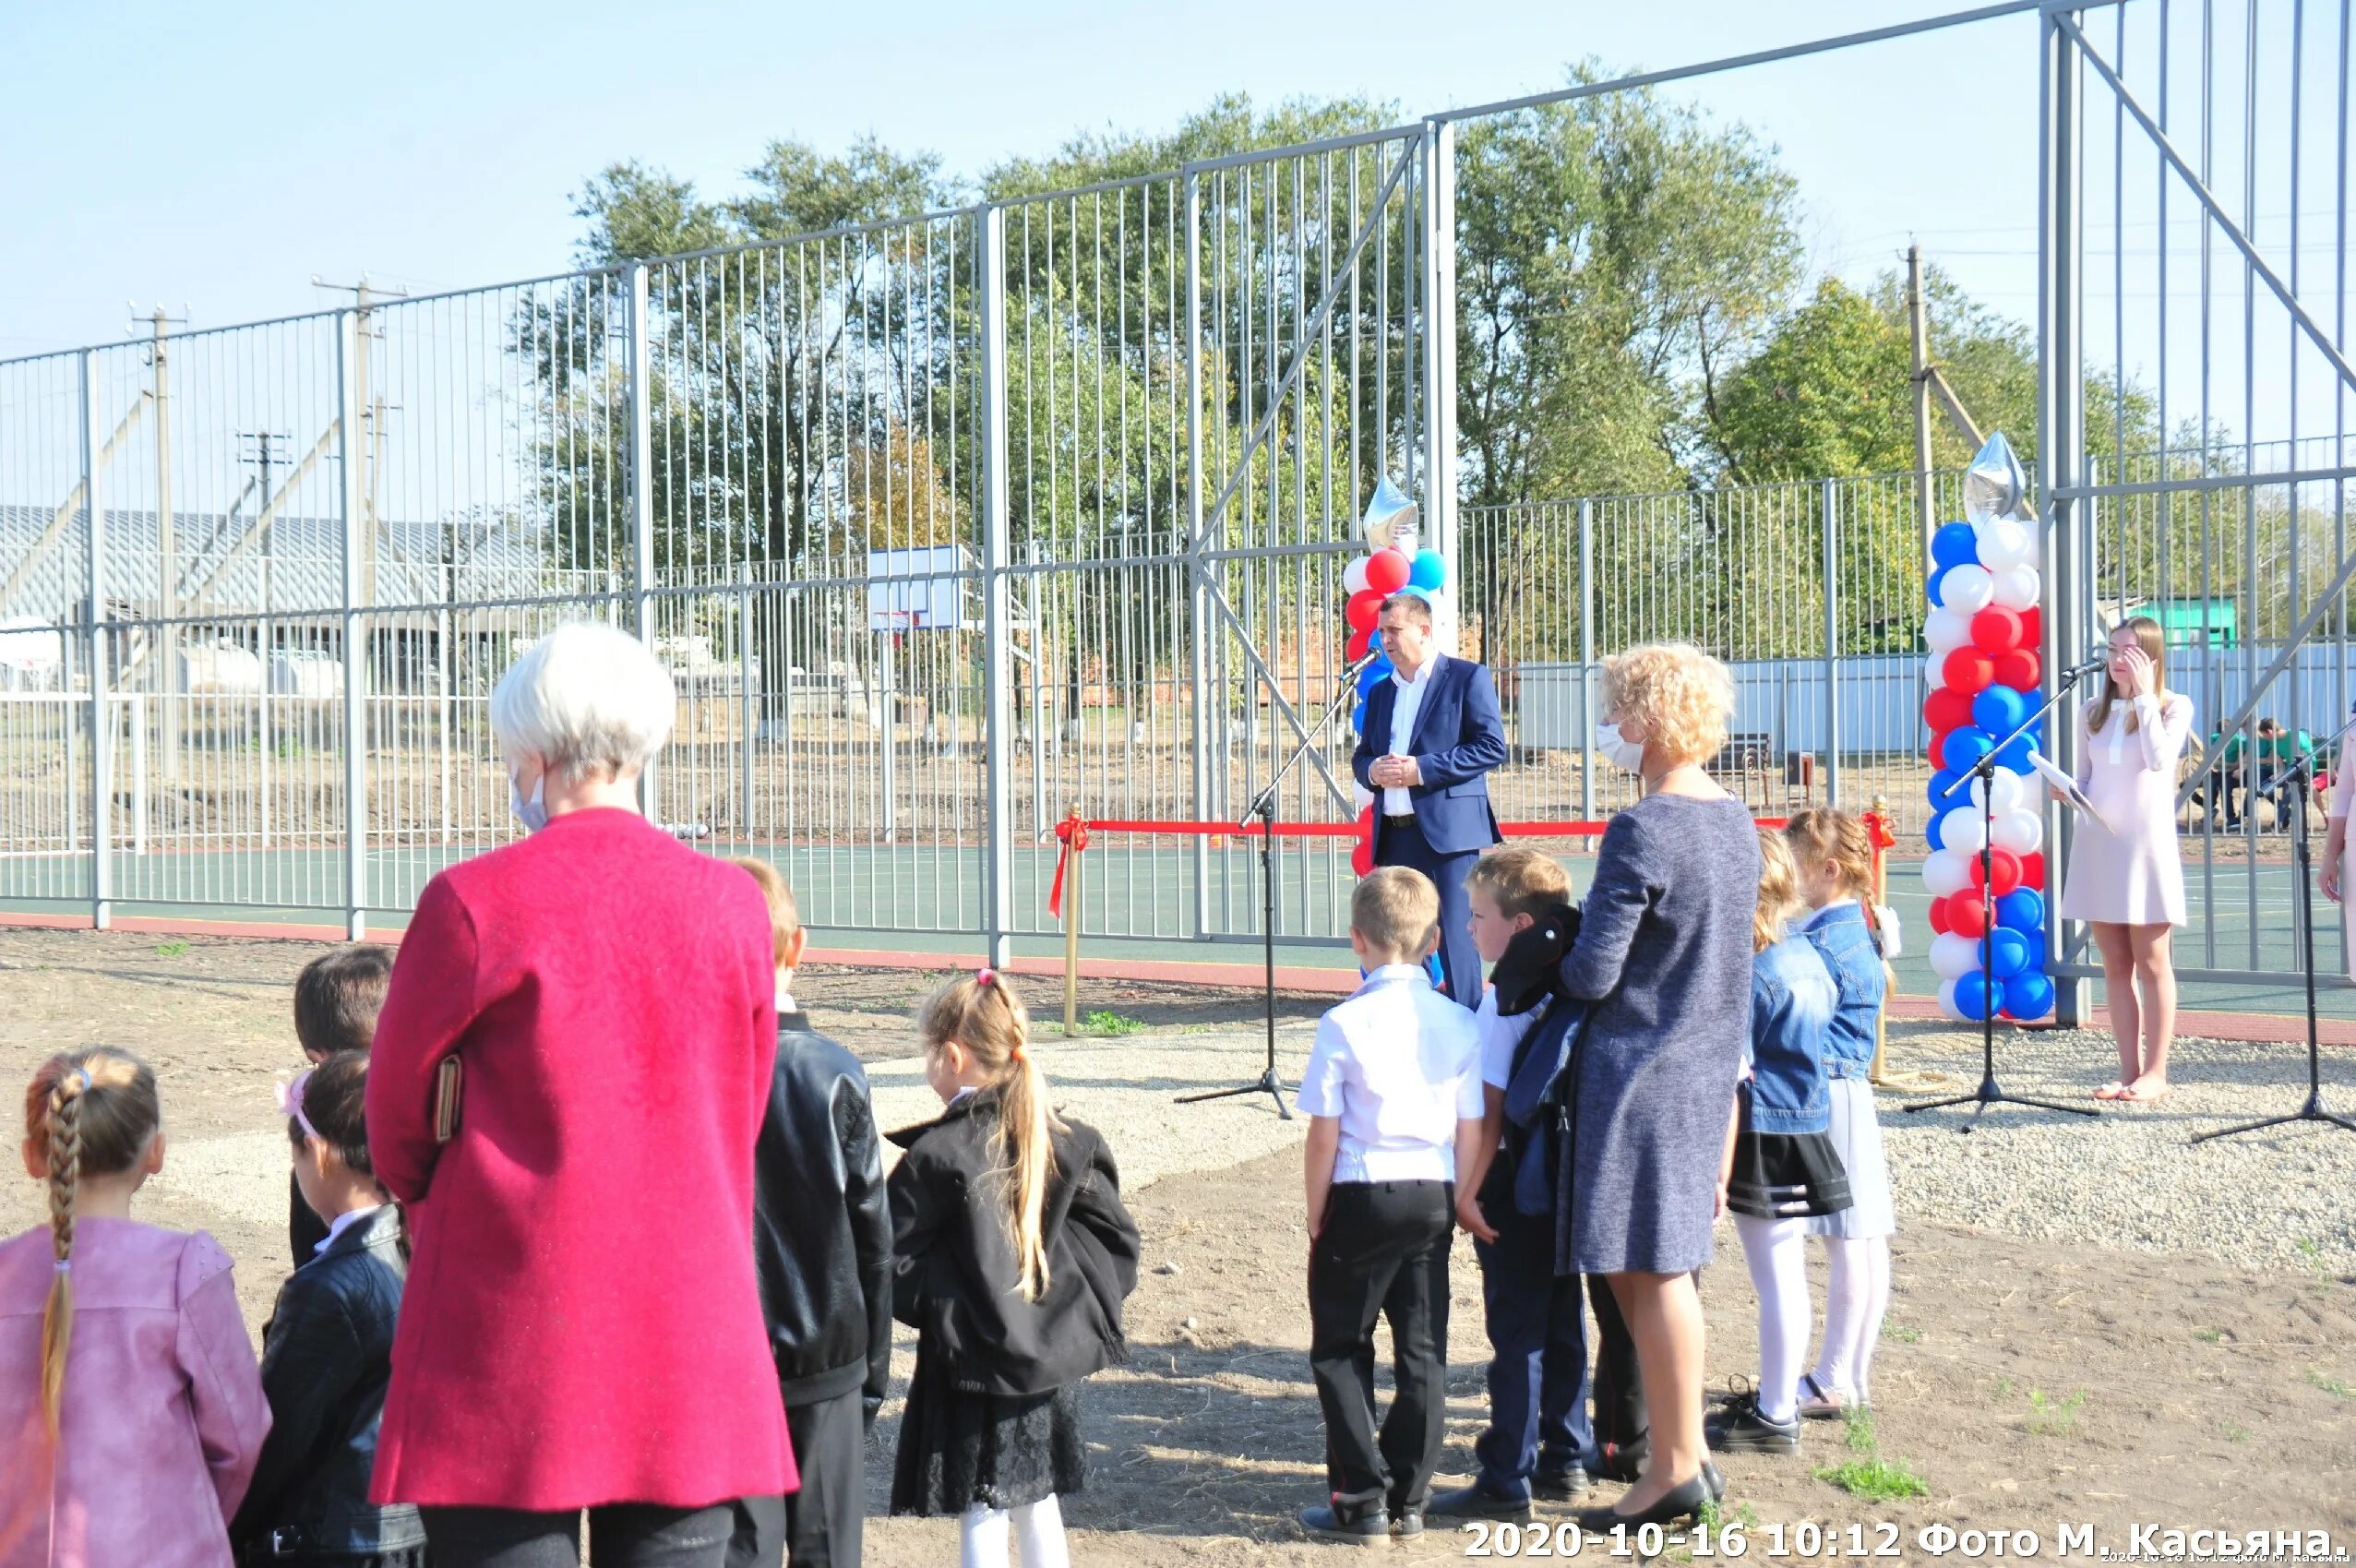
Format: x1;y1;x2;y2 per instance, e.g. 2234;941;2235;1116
365;808;794;1510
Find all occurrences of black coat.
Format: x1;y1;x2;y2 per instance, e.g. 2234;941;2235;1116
752;1012;895;1413
229;1204;425;1560
887;1089;1141;1397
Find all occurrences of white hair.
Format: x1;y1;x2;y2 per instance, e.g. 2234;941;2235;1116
489;621;676;784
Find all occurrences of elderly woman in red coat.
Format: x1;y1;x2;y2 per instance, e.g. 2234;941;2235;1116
365;620;794;1568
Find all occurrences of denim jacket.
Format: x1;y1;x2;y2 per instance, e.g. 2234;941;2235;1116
1747;935;1837;1134
1800;901;1885;1077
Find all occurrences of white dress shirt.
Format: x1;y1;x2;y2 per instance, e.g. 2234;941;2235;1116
1383;658;1437;814
1296;964;1486;1182
312;1203;383;1259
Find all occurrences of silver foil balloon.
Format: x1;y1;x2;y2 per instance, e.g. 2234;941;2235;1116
1963;431;2030;523
1361;474;1419;551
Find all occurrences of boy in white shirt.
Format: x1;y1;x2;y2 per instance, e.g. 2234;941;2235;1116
1296;867;1486;1546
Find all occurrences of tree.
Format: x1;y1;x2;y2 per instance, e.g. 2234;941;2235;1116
1706;278;1916;483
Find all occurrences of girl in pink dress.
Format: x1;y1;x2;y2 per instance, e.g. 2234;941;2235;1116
2057;616;2193;1103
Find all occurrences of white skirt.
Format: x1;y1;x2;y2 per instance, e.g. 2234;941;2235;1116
1804;1077;1895;1240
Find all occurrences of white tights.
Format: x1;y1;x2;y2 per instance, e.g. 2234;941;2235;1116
1812;1234;1892;1404
960;1494;1069;1568
1731;1214;1812;1423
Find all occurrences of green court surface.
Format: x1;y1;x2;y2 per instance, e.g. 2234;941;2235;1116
6;839;2349;1022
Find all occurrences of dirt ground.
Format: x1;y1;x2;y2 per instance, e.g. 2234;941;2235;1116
2;926;2352;1562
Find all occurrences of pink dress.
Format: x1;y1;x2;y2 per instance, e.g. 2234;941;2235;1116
2059;691;2193;927
0;1219;269;1568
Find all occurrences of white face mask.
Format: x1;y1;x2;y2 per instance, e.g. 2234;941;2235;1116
1596;721;1646;772
508;771;550;832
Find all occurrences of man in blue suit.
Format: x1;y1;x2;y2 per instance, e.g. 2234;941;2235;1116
1351;592;1508;1009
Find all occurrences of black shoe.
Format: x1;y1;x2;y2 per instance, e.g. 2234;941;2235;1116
1704;1461;1726;1502
1532;1465;1592;1501
1427;1484;1529;1522
1298;1499;1390;1546
1706;1392;1800;1455
1594;1439;1648;1484
1392;1506;1426;1538
1571;1473;1711;1530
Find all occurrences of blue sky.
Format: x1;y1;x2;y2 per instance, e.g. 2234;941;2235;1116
0;1;2051;356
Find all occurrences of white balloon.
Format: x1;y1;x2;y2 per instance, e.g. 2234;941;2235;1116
1923;652;1949;692
1991;808;2045;856
1941;563;1995;614
1991;563;2040;611
1937;976;1965;1021
1974;514;2040;573
1938;807;1987;854
1352;781;1376;812
1931;932;1984;981
1968;769;2027;814
1920;847;1971;898
1343;557;1371;595
1924;606;1973;656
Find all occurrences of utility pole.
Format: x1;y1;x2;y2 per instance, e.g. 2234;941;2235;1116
240;429;289;851
1908;245;1935;575
132;304;189;780
239;431;287;614
312;275;406;612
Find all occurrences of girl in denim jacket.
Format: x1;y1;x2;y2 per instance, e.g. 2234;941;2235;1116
1709;831;1852;1455
1786;808;1898;1424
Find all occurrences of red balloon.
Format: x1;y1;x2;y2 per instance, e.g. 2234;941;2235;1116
1967;846;2023;895
1345;589;1385;632
1346;627;1373;662
1943;647;1996;694
1349;840;1376;878
1357;803;1375;831
1970;604;2024;654
1925;688;1974;734
1365;548;1412;594
2018;605;2043;646
2019;850;2045;890
1947;891;1992;939
1929;729;1951;771
1927;895;1953;937
1994;647;2041;691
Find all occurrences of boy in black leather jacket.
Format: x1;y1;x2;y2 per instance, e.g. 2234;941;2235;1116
728;860;893;1568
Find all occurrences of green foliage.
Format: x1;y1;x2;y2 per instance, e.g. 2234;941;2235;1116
1710;279;1915;482
1814;1456;1930;1501
154;940;190;957
2025;1387;2087;1435
1084;1009;1146;1035
2309;1369;2352;1399
1882;1320;1921;1343
2195;1327;2224;1343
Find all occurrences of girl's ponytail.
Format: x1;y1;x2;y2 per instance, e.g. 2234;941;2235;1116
22;1047;161;1442
920;970;1064;1301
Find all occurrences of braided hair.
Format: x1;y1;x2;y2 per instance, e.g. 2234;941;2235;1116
22;1047;160;1438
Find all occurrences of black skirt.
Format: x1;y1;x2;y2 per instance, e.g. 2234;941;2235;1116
1726;1093;1853;1220
891;1347;1087;1515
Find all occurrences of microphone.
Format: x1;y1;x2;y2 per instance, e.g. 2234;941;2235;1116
2060;651;2109;679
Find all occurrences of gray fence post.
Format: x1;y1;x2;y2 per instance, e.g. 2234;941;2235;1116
2039;10;2088;1029
627;261;660;822
1823;478;1841;807
1578;498;1596;829
1420;119;1459;581
337;310;368;940
82;351;111;929
1185;170;1211;936
979;206;1014;968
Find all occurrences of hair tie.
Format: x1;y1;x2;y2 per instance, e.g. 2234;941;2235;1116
1010;1041;1029;1064
976;966;996;988
275;1069;321;1143
54;1260;70;1275
72;1068;90;1091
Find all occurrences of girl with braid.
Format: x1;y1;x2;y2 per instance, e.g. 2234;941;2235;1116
1;1047;269;1567
888;970;1141;1568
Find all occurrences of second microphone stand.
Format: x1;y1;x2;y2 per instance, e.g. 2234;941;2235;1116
1907;656;2103;1130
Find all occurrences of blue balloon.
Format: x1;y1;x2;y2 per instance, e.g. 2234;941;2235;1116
1955;971;2006;1022
1357;657;1393;699
1927;565;1952;607
1409;549;1447;592
1426;951;1447;989
1994;730;2040;771
1927;767;1967;808
1932;521;1980;569
1351;696;1369;734
1995;888;2046;932
2005;970;2057;1019
1988;927;2034;978
1924;810;1945;851
1972;684;2030;736
1945;725;1997;772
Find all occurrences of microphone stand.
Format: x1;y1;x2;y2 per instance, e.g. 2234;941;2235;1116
1907;654;2107;1129
1178;654;1375;1119
2195;717;2356;1144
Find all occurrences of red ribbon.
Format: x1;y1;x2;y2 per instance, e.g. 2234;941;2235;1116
1048;814;1090;919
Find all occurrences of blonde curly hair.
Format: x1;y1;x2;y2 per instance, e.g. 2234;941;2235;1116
1602;642;1735;768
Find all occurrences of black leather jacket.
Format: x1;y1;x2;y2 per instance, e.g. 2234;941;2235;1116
752;1012;894;1415
887;1089;1142;1396
229;1204;425;1562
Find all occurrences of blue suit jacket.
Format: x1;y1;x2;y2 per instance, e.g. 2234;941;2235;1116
1350;653;1508;854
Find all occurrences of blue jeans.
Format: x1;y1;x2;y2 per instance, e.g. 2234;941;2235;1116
1470;1203;1594;1498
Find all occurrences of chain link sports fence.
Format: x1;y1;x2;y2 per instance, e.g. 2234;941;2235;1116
3;2;2352;1003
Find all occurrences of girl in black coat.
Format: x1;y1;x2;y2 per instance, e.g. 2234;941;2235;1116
888;970;1141;1568
230;1051;426;1567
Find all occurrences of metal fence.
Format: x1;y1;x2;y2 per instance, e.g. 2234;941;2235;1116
2;2;2352;1006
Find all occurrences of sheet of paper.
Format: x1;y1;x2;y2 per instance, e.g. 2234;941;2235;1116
2026;749;2110;834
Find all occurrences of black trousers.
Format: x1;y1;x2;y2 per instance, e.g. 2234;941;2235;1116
724;1388;864;1568
1585;1274;1647;1482
1307;1179;1453;1513
421;1502;741;1568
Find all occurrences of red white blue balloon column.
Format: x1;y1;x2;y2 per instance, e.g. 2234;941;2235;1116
1344;477;1445;878
1920;434;2056;1023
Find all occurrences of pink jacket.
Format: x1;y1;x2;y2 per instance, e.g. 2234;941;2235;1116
0;1219;270;1568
